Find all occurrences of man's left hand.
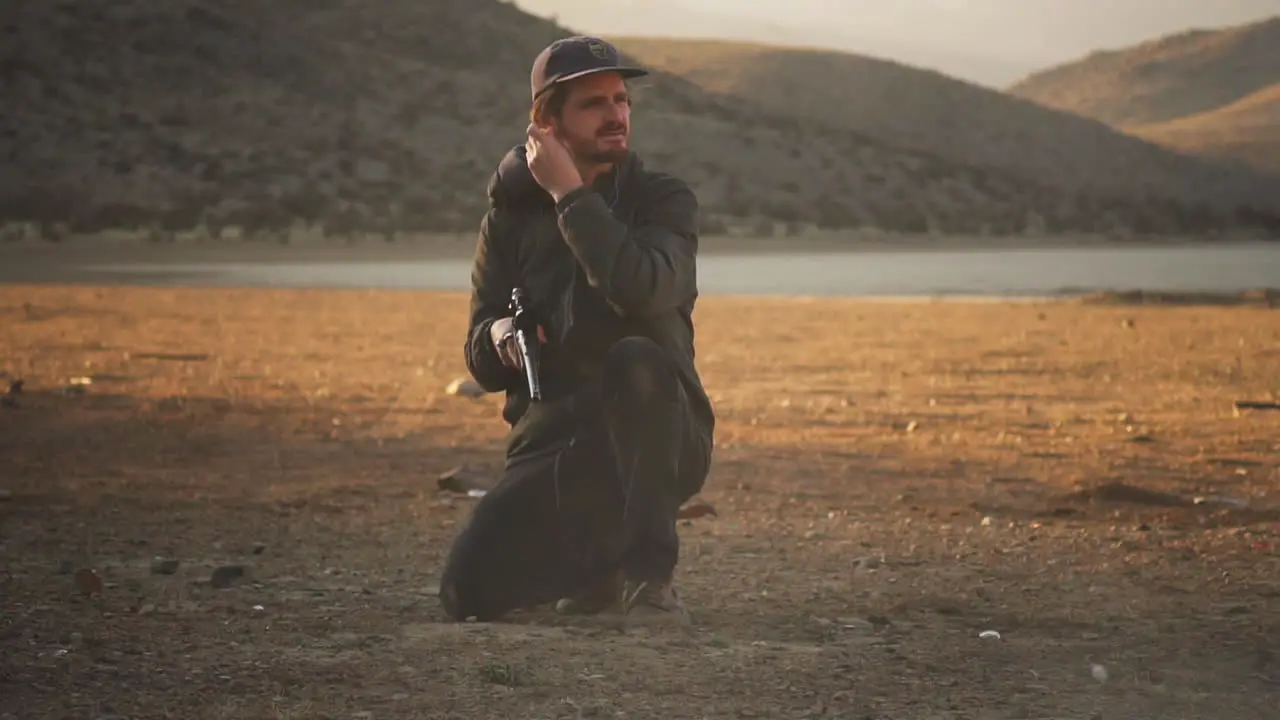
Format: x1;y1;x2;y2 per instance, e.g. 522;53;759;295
526;124;584;203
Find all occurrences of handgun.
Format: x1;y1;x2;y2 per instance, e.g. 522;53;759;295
509;287;542;401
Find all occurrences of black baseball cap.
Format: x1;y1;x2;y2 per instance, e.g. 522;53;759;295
530;36;649;101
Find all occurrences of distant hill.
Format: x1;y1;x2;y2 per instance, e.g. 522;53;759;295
1007;16;1280;190
1;0;1277;243
1008;17;1279;127
1127;84;1280;174
609;36;1280;216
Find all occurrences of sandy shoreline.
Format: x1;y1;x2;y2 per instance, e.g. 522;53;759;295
0;229;1258;263
1;283;1277;717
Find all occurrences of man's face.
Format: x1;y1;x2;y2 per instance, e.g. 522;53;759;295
546;72;632;165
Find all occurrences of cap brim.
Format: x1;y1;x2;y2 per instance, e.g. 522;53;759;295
533;66;650;100
556;66;649;84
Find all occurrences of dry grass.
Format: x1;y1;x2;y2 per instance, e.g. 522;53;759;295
1128;84;1280;174
610;35;1280;212
1008;16;1279;127
3;0;1278;242
2;283;1279;718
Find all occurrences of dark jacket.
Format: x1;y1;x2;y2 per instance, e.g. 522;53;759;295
463;144;715;465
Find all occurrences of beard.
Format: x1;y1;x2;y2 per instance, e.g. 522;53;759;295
563;124;630;165
581;146;629;164
581;146;629;165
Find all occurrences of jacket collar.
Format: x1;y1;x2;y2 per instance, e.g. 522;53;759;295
488;143;638;210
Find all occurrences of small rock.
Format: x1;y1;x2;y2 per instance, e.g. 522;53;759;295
1091;663;1109;683
252;542;266;555
73;568;104;597
445;377;484;398
150;557;180;575
979;630;1002;640
1193;495;1249;508
210;565;247;589
676;497;717;520
852;556;883;571
437;466;493;494
138;603;157;615
905;420;919;433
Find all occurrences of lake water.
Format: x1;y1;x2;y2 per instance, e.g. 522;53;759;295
15;241;1280;298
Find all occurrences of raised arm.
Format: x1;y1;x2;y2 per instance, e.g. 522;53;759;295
554;176;699;317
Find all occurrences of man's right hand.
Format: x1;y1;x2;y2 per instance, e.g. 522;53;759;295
489;317;547;370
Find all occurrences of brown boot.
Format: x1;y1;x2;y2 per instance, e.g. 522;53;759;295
621;579;692;628
554;570;624;616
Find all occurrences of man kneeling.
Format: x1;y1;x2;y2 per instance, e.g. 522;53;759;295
437;37;715;624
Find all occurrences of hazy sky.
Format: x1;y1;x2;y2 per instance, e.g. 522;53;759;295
512;0;1280;86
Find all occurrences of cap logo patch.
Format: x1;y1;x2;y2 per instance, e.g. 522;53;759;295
587;40;609;59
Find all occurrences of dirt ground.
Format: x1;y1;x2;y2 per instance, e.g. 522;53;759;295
1;283;1278;719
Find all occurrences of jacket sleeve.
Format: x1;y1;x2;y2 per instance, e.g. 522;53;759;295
464;207;516;393
555;175;698;317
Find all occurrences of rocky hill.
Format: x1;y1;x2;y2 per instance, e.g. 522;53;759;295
1008;16;1279;127
1127;84;1280;174
609;35;1280;216
2;0;1277;243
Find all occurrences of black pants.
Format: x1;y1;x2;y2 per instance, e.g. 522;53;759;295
438;337;712;622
